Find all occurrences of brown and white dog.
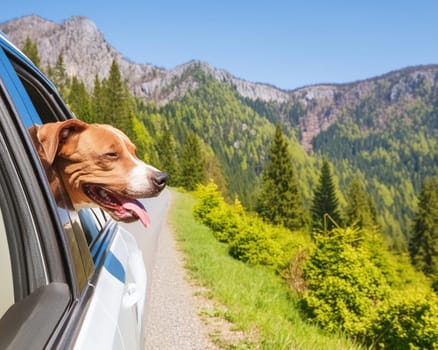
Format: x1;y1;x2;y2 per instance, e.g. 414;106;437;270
29;119;167;228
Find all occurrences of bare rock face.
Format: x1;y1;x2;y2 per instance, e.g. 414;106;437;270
0;16;161;91
2;16;437;151
0;15;291;104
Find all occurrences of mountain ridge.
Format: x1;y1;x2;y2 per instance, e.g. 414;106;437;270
2;16;436;104
2;15;437;150
1;15;436;243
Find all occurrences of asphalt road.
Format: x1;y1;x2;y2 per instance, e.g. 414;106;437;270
122;189;218;350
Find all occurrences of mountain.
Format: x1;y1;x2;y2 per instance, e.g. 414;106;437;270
1;15;437;244
0;16;161;93
2;16;437;152
0;16;289;101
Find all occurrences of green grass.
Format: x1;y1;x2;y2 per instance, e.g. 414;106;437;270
168;190;363;350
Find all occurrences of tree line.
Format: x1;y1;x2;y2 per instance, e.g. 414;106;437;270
23;36;438;348
193;124;438;348
23;36;438;282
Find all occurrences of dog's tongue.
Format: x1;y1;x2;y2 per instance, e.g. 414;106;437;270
122;200;151;228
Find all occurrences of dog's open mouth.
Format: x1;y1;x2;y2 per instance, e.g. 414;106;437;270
83;184;150;228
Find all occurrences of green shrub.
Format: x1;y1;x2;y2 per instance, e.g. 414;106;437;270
193;181;310;270
193;181;243;243
229;218;285;267
229;213;313;270
302;226;391;339
301;225;438;348
369;290;438;349
204;205;242;243
193;181;223;222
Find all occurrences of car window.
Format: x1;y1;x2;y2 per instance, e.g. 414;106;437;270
0;40;136;349
0;51;93;285
78;209;102;244
10;54;110;266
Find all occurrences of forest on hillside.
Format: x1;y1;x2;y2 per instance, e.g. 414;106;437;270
26;34;438;241
23;35;438;248
22;37;438;348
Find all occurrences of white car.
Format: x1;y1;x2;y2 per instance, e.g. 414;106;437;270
0;32;146;349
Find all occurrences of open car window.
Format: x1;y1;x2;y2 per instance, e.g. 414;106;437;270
0;87;70;350
9;50;115;267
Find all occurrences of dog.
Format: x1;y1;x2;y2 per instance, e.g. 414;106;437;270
29;119;167;228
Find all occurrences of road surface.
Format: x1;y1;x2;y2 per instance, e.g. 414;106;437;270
122;189;219;350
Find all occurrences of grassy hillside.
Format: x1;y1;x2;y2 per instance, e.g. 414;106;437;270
170;186;438;349
169;190;362;350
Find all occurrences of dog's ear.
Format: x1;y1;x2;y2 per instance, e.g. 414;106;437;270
35;119;88;164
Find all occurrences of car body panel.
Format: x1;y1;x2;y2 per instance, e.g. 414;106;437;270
75;227;146;350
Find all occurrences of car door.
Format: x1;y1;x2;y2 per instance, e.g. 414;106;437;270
0;33;146;349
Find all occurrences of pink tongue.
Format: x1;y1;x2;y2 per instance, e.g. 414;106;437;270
122;201;151;228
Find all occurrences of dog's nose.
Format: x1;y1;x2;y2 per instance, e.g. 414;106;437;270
153;172;168;190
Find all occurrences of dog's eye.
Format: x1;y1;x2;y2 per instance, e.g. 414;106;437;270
104;152;119;159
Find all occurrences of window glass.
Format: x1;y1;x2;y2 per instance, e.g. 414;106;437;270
78;209;102;246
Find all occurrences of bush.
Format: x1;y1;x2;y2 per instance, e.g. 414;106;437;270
204;205;242;243
229;216;286;267
301;225;438;348
193;181;242;243
193;181;223;223
302;226;391;339
193;182;309;270
369;290;438;349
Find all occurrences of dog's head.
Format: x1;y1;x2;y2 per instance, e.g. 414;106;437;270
30;119;167;228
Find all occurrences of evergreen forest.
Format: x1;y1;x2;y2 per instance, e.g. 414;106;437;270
23;38;438;348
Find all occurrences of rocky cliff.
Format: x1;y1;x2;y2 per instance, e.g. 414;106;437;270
0;16;290;103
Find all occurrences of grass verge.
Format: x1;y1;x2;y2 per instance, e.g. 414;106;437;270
168;190;362;350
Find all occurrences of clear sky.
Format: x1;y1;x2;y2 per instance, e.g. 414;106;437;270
1;0;437;90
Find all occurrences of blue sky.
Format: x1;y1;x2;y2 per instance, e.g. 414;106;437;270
1;0;437;90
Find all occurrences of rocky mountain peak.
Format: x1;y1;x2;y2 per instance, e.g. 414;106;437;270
61;16;98;34
0;15;162;91
0;16;292;104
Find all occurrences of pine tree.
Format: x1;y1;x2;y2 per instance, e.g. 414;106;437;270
51;54;69;98
91;75;105;123
346;176;377;229
131;116;155;163
205;154;227;197
155;126;180;186
179;133;207;191
409;176;438;277
68;76;92;122
22;36;40;68
256;124;306;230
102;60;132;134
311;158;342;232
